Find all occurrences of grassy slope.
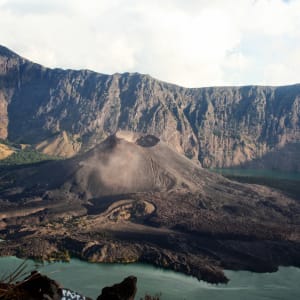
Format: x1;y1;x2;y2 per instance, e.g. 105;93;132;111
0;139;61;166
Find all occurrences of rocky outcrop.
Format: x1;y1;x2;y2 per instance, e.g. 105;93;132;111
35;130;81;158
0;271;64;300
97;276;137;300
0;94;8;140
0;45;300;170
0;143;14;160
0;270;137;300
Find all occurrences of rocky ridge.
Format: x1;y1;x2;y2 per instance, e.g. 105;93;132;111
0;45;299;170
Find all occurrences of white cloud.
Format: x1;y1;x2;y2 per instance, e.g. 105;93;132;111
244;0;300;36
262;48;300;85
0;0;299;87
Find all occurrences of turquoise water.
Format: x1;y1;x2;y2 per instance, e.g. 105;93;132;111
0;257;299;299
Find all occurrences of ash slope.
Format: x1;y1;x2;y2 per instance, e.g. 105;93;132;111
1;45;300;171
0;132;300;283
1;131;206;199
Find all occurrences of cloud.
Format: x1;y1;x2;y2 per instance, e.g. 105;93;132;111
0;0;299;87
0;0;69;15
261;47;300;85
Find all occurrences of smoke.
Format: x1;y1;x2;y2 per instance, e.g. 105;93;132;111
76;136;154;197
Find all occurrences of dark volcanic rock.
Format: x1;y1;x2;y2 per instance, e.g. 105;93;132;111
0;45;300;170
0;271;63;300
18;271;62;300
136;135;160;147
97;276;137;300
0;272;139;300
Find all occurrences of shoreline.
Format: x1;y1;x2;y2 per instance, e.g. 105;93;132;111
1;236;299;285
1;255;300;300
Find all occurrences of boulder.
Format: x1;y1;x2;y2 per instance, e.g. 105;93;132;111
97;276;137;300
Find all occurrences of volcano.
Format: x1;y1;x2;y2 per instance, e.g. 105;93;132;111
0;132;299;283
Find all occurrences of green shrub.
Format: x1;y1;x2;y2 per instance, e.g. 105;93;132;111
0;148;60;165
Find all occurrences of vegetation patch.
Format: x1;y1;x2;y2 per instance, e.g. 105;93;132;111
0;148;61;166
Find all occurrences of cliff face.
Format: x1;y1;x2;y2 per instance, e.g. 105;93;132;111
184;86;300;169
0;45;299;170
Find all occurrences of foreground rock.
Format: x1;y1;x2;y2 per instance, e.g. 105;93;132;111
0;271;137;300
97;276;137;300
0;271;90;300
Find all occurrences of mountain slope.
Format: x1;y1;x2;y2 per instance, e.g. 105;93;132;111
0;45;300;170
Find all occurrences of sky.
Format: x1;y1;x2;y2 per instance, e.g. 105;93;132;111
0;0;299;87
